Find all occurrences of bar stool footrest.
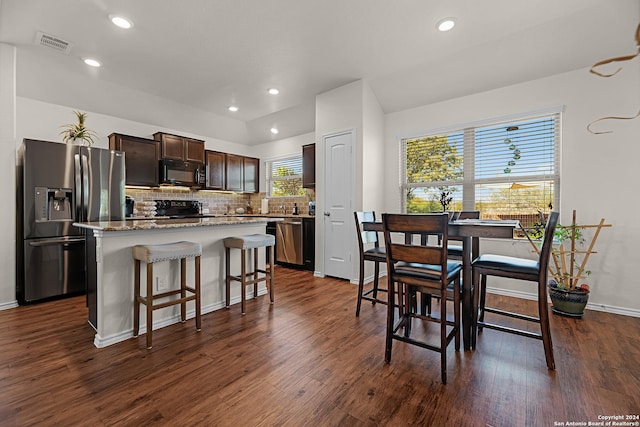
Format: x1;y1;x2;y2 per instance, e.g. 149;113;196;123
138;294;198;311
228;273;270;286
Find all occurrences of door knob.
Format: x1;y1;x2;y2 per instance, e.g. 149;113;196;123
324;212;331;217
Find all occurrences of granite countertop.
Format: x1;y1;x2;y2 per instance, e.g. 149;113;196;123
73;216;279;232
127;214;315;220
236;213;316;219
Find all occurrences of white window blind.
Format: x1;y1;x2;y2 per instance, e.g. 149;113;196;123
473;116;558;220
401;111;560;229
266;155;305;197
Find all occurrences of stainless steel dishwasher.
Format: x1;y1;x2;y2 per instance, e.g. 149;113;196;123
276;218;304;265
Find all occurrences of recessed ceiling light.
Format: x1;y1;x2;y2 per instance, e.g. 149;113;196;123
268;88;280;95
437;17;456;32
228;106;239;112
270;127;279;134
83;58;101;67
110;15;133;29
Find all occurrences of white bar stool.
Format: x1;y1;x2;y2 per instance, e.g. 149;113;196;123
132;241;202;349
223;234;275;314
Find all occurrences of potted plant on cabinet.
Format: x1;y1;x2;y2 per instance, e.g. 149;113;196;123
59;110;98;146
527;210;612;317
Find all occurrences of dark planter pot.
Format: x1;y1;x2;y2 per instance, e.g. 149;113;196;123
549;286;590;318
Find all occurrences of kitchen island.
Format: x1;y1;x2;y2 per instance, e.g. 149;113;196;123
74;216;277;348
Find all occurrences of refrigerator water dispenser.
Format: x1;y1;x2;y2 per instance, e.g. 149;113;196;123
34;187;73;221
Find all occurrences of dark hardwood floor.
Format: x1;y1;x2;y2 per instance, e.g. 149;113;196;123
1;267;639;426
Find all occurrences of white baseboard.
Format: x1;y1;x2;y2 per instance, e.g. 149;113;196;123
487;287;640;318
349;271;388;286
94;329;132;348
579;302;640;318
0;300;18;311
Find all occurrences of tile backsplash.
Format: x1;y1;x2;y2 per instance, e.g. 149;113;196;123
126;187;315;216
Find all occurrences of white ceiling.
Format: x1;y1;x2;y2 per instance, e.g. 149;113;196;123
0;0;637;144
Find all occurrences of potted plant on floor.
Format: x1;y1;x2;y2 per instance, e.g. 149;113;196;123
527;210;612;317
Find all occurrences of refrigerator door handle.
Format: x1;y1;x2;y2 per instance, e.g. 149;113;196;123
74;152;90;222
74;153;82;222
29;237;85;247
80;154;89;222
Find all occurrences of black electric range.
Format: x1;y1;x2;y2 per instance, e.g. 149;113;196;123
154;200;218;219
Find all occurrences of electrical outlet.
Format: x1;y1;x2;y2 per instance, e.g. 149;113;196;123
156;276;169;291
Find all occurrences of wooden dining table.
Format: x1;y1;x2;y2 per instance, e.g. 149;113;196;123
362;218;519;350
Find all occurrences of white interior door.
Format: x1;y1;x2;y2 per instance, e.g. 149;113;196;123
323;130;354;280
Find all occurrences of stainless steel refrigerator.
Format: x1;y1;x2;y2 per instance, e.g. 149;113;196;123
17;139;125;303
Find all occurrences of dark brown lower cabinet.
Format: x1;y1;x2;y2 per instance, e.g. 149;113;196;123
303;218;315;271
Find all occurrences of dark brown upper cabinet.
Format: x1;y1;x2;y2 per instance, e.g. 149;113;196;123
243;156;259;193
204;150;259;193
108;133;159;187
153;132;205;163
302;143;315;188
225;153;244;192
205;150;226;190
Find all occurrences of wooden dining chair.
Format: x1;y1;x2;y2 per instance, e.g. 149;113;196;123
382;213;462;384
353;211;387;316
472;211;559;370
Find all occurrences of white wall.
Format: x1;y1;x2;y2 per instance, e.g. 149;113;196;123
0;43;17;309
362;81;385;214
358;82;386;282
384;62;640;315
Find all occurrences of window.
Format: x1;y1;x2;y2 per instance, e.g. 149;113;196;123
266;155;306;197
401;110;560;230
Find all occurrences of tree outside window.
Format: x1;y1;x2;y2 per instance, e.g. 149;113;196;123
271;165;305;197
404;135;463;213
267;156;305;197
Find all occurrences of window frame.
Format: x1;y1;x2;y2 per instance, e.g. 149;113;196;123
265;153;305;198
400;107;562;219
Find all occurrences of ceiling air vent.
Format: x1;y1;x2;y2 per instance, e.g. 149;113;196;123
35;31;72;54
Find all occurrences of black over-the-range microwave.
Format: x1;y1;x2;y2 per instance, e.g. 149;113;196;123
159;159;205;187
